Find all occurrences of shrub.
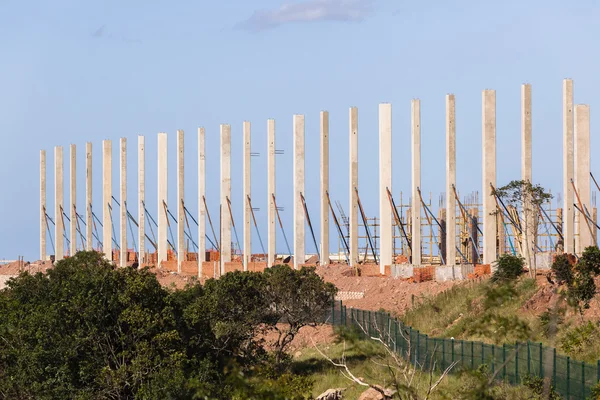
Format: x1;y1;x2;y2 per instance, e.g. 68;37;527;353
551;253;574;285
491;254;525;283
559;321;598;355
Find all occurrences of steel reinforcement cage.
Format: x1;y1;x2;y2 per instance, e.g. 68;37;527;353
327;300;599;400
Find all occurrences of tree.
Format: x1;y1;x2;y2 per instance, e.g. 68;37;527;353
493;180;552;277
263;265;338;366
490;254;525;283
0;251;217;399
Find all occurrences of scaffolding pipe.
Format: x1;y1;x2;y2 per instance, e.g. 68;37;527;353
326;190;350;263
354;187;378;264
386;187;412;252
271;194;292;256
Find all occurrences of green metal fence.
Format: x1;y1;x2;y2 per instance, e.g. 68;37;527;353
328;300;599;400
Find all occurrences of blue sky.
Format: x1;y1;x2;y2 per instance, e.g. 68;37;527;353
1;0;599;260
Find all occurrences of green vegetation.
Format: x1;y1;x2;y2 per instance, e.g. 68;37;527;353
491;254;525;283
0;251;336;399
295;326;547;399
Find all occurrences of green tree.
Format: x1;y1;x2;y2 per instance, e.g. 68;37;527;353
263;265;338;365
491;254;525;283
493;180;552;276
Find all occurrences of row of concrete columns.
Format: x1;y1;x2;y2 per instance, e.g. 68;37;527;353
39;81;594;269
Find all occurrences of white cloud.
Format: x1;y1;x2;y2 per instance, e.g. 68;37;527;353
238;0;374;32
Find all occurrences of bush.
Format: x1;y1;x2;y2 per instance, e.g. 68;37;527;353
491;254;525;283
551;253;574;285
559;321;598;355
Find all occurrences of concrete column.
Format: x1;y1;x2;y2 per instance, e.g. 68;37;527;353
243;121;251;271
55;146;65;261
70;144;77;256
575;104;592;251
220;124;232;272
349;107;359;266
120;138;127;267
521;84;534;265
177;130;185;272
157;133;168;267
102;140;112;262
86;143;92;251
411;99;421;266
482;89;497;265
293;115;305;269
446;94;456;266
40;150;46;261
522;84;532;182
198;128;206;273
320;111;330;266
563;79;575;254
268;119;276;268
138;136;145;265
379;103;392;272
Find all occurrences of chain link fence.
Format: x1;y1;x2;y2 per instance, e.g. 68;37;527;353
328;300;599;399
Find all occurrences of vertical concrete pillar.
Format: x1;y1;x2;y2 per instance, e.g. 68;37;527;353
243;122;251;271
70;144;77;256
102;140;112;262
293;114;305;270
268;120;276;268
177;130;185;272
522;84;532;182
138;136;145;265
482;90;497;265
320;111;330;266
349;107;359;266
411;99;422;266
521;84;534;264
198;128;206;273
157;133;168;267
86;143;92;251
120;138;127;268
40;150;46;261
55;146;65;261
446;94;456;266
379;103;392;272
575;104;592;251
220;124;232;272
563;79;575;254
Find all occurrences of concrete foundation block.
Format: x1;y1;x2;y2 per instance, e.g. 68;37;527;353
391;264;413;278
535;253;553;270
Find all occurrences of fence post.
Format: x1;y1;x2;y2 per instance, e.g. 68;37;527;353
368;311;371;337
409;327;413;362
471;341;475;369
481;342;485;366
515;342;519;383
451;338;455;363
416;331;420;365
461;340;464;367
491;345;495;375
443;338;446;370
425;335;429;369
332;300;335;325
539;343;543;378
567;356;570;398
503;344;506;380
582;361;585;398
553;348;556;387
527;341;531;376
597;360;600;384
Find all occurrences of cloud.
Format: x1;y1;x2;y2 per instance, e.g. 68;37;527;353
238;0;375;32
91;24;141;44
92;24;106;38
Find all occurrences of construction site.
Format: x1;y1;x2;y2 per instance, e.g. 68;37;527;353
36;79;598;284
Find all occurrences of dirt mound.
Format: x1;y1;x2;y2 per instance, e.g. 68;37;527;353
260;324;336;354
315;264;456;316
0;260;53;275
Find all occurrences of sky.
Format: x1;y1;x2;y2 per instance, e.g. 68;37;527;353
1;0;600;261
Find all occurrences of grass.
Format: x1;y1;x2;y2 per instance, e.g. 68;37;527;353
291;326;543;399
